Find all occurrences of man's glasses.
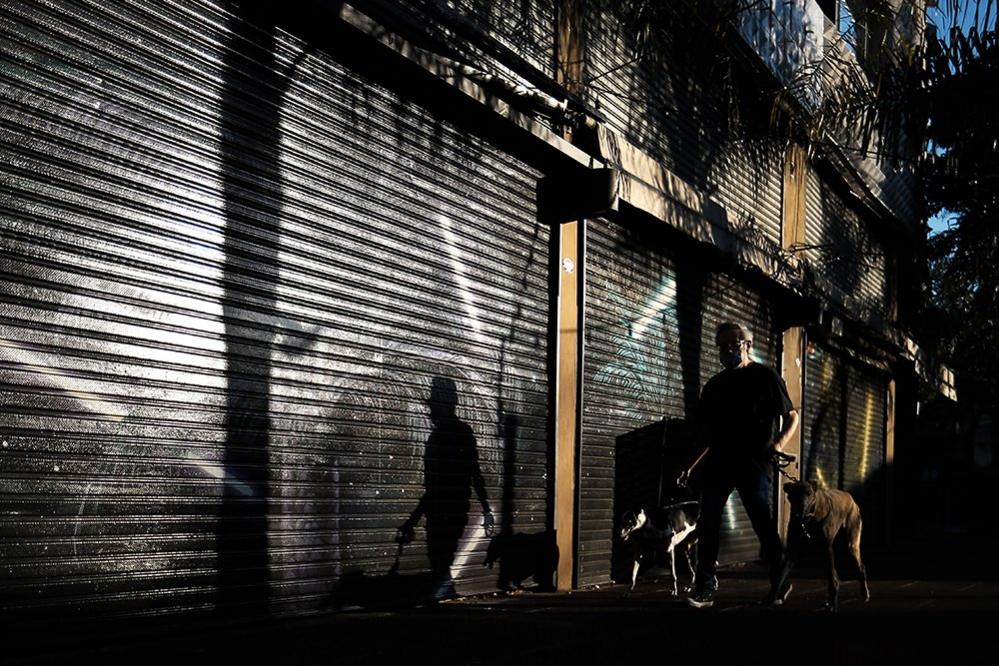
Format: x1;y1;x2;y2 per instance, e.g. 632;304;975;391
718;340;750;352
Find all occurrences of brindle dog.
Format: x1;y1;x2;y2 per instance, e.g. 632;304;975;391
774;480;870;611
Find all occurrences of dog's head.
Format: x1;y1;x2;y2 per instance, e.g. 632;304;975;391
619;508;648;541
783;480;819;515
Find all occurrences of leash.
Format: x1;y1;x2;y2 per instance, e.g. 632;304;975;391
771;450;798;482
770;451;813;540
660;500;699;512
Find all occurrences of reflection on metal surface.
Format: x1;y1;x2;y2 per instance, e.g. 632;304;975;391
813;465;829;488
631;276;677;340
592;276;680;422
723;496;739;530
860;389;875;482
438;214;488;346
0;340;128;421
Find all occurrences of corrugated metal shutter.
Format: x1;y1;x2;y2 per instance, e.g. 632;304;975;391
803;169;887;329
803;343;887;536
1;0;549;621
843;363;887;539
580;0;784;249
579;217;776;587
803;344;846;490
804;164;823;246
383;0;556;82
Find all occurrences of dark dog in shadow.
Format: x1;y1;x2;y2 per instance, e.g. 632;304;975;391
484;531;558;592
774;480;871;611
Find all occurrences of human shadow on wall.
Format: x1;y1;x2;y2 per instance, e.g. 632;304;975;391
399;377;494;595
331;377;494;607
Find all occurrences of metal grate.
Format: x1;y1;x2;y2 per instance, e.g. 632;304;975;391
1;0;550;620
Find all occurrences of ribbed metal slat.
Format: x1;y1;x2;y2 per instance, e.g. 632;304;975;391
803;344;845;490
1;0;549;620
390;0;556;78
580;0;784;249
448;0;555;76
802;344;886;538
579;218;688;588
580;217;776;587
804;170;887;329
843;364;886;538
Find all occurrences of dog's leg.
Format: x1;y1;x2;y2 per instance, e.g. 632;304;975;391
683;541;696;592
825;539;839;612
667;525;693;596
848;518;870;602
630;558;640;593
669;547;678;596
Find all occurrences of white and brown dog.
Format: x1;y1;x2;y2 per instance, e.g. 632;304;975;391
618;502;699;595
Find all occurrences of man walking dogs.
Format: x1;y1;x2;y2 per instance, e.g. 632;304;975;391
679;322;799;608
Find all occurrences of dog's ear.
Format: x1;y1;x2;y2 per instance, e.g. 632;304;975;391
783;481;802;498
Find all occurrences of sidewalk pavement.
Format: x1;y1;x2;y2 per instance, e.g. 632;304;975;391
9;537;999;665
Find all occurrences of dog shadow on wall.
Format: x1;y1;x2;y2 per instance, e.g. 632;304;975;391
483;530;558;593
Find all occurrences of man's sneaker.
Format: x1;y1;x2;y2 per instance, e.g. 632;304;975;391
765;580;793;606
686;588;715;608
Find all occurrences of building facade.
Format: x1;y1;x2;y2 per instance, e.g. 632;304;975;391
1;0;932;621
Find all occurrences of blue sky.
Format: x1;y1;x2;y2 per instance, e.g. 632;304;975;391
928;209;956;236
927;0;995;36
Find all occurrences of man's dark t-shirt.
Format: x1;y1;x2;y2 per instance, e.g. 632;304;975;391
697;362;794;471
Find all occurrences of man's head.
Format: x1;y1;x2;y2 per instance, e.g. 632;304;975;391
715;322;753;370
429;376;458;421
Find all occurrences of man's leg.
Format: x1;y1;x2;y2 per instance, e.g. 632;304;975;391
693;477;733;595
736;467;783;585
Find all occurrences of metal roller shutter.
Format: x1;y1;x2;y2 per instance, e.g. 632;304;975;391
803;343;887;526
804;165;823;243
843;363;887;539
580;217;777;587
1;0;549;621
579;218;689;587
580;0;784;249
393;0;556;78
803;171;887;329
803;343;846;490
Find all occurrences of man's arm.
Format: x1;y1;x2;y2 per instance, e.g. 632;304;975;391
772;409;799;452
471;450;494;535
683;379;717;479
